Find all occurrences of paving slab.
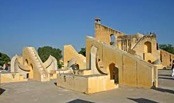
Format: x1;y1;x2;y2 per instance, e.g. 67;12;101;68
0;69;174;103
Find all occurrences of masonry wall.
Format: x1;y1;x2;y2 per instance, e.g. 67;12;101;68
57;74;88;93
86;36;158;88
57;74;116;94
95;23;124;46
132;36;160;63
0;73;27;83
95;23;160;64
160;50;174;68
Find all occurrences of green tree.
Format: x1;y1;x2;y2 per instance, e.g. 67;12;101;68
159;44;174;54
37;46;63;68
79;48;86;56
0;52;10;66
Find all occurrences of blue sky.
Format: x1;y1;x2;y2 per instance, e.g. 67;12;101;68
0;0;174;57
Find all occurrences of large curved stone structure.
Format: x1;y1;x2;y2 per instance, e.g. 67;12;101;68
64;45;86;70
11;47;57;82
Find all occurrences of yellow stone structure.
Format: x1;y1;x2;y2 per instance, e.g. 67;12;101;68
56;19;161;94
0;73;28;83
57;36;158;94
86;36;158;88
94;20;174;69
95;23;160;65
0;47;58;83
63;45;86;70
160;50;174;68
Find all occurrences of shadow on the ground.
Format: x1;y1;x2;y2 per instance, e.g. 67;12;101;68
67;99;94;103
128;98;158;103
158;77;174;80
0;88;5;95
152;87;174;94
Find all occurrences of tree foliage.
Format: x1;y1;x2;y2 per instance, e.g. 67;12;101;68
159;44;174;54
0;52;10;66
37;46;62;68
79;48;86;56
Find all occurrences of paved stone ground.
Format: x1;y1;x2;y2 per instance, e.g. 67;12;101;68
0;69;174;103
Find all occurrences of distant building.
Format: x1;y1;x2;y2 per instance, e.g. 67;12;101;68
94;20;173;69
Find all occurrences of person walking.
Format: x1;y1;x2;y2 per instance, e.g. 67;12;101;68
171;60;174;77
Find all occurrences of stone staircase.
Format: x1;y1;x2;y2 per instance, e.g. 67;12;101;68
28;47;49;81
